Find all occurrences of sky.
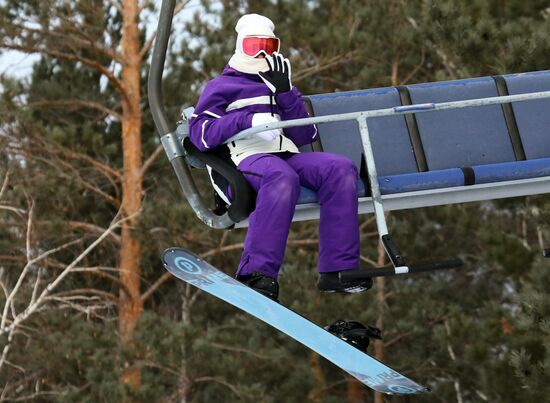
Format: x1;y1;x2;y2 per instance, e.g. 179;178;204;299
0;0;202;80
0;51;39;79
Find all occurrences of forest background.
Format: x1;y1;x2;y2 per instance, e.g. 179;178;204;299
1;0;549;402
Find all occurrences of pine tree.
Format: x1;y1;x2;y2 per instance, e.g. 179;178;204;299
1;0;549;401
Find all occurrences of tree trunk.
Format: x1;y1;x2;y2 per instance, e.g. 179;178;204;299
308;352;326;402
373;241;386;403
119;0;144;389
346;379;363;402
308;295;326;402
372;63;399;403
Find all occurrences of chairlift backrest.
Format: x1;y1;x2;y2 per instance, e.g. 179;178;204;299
305;71;550;198
503;71;550;159
308;88;418;176
407;77;515;169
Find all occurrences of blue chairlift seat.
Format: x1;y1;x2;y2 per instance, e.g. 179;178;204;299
291;70;550;209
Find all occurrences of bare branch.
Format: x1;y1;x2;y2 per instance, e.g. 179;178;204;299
141;271;171;303
293;51;361;83
0;212;130;337
359;254;378;267
209;342;277;360
399;47;426;86
0;43;129;103
0;204;26;216
108;0;123;13
69;267;130;296
25;199;35;264
192;376;244;399
67;221;121;244
32;155;120;208
0;324;15;372
6;18;121;63
27;99;122;122
4;141;122;185
48;288;117;302
0;169;9;201
0;237;84;331
140;144;164;178
139;0;191;59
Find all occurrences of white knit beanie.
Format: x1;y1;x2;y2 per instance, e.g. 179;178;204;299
235;14;276;53
228;14;276;74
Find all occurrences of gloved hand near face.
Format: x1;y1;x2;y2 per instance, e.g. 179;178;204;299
251;112;282;141
258;52;292;94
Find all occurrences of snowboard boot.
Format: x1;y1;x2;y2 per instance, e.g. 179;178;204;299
317;271;373;293
325;320;382;353
237;272;279;302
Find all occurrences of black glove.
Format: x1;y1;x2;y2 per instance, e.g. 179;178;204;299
258;52;292;94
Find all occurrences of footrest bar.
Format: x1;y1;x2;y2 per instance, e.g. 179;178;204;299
340;258;463;280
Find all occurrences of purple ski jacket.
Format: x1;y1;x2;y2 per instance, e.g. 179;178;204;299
189;66;317;164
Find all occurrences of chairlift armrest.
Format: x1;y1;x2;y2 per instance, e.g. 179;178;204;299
182;138;255;223
393;103;435;113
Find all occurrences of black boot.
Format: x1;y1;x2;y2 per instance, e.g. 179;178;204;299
317;271;373;293
237;272;279;302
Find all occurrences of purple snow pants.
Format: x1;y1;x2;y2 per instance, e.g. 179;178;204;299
235;152;360;279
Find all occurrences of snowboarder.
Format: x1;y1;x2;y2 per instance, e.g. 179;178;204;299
189;13;372;301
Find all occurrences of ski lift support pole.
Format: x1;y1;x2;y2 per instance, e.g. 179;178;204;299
149;0;235;229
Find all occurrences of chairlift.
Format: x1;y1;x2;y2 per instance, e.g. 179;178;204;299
148;0;550;278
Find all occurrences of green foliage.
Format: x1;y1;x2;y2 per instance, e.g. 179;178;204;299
509;257;550;400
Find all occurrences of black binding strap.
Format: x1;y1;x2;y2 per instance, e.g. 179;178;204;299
396;86;429;172
460;166;476;186
493;76;526;161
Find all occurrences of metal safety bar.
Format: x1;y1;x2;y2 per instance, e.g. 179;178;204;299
227;91;550;142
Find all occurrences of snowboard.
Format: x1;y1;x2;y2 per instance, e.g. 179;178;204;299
162;247;430;395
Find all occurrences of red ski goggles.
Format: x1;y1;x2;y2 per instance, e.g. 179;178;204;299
242;36;280;57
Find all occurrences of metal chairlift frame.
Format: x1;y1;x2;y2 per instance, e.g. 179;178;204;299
149;0;550;277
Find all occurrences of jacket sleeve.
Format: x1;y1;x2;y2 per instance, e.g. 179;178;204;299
189;82;253;152
275;87;318;148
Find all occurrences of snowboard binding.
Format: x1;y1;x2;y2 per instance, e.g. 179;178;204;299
325;320;382;353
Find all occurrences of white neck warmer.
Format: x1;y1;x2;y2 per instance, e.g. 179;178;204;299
228;53;269;74
228;13;276;75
